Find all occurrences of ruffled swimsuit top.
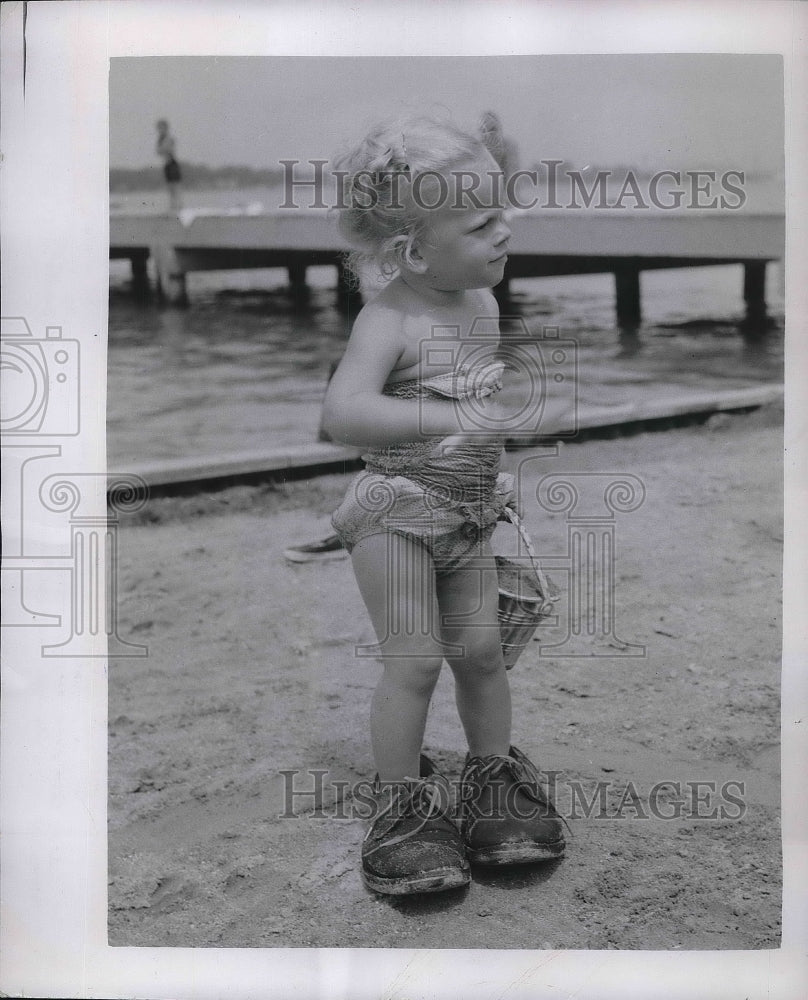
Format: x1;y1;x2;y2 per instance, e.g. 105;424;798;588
362;360;506;508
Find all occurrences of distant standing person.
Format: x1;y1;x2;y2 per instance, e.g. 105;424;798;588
156;119;183;211
479;109;519;181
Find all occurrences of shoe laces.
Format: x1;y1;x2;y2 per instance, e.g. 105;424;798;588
463;752;571;833
466;753;534;789
363;776;449;857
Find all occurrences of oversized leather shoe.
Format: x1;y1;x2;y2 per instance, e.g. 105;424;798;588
361;758;470;895
460;745;566;866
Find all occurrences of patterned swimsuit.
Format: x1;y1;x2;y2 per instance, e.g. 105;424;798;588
331;361;514;574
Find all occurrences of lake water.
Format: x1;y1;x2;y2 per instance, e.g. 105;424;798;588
107;188;784;468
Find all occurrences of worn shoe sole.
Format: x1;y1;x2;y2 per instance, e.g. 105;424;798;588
467;839;566;866
362;861;471;895
283;549;348;563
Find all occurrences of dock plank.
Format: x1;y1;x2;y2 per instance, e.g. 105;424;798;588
115;385;782;493
111;209;784;260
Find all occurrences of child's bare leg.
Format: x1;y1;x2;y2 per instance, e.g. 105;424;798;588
350;532;445;781
438;544;566;864
437;545;512;758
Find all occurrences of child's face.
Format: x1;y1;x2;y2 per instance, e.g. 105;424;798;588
412;155;511;292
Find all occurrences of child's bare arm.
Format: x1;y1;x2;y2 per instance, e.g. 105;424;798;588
321;307;461;448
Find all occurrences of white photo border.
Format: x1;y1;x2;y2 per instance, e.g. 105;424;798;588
1;1;806;998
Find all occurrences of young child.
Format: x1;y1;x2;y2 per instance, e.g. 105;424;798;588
323;114;564;896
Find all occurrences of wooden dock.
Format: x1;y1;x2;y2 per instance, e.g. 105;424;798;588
115;383;783;496
110;208;784;328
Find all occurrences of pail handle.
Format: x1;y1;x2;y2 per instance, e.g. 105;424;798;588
501;507;555;607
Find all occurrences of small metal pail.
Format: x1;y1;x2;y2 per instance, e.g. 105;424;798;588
498;588;547;670
496;509;558;670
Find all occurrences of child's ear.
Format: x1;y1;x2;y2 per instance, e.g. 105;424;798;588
402;238;428;274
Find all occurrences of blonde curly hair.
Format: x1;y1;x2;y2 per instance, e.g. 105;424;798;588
333;112;497;282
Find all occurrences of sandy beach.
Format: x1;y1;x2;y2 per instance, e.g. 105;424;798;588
107;399;782;950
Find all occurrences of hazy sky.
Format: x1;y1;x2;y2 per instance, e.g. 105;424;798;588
110;54;784;174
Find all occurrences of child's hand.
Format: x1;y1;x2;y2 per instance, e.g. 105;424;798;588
432;431;506;457
433;396;509;455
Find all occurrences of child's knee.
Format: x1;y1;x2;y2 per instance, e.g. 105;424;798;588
385;653;443;697
447;630;504;675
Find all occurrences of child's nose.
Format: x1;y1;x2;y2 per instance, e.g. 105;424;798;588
495;218;511;244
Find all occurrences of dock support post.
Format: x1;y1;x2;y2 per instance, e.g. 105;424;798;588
131;251;150;299
288;261;308;299
152;243;188;307
614;266;641;328
742;261;768;334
